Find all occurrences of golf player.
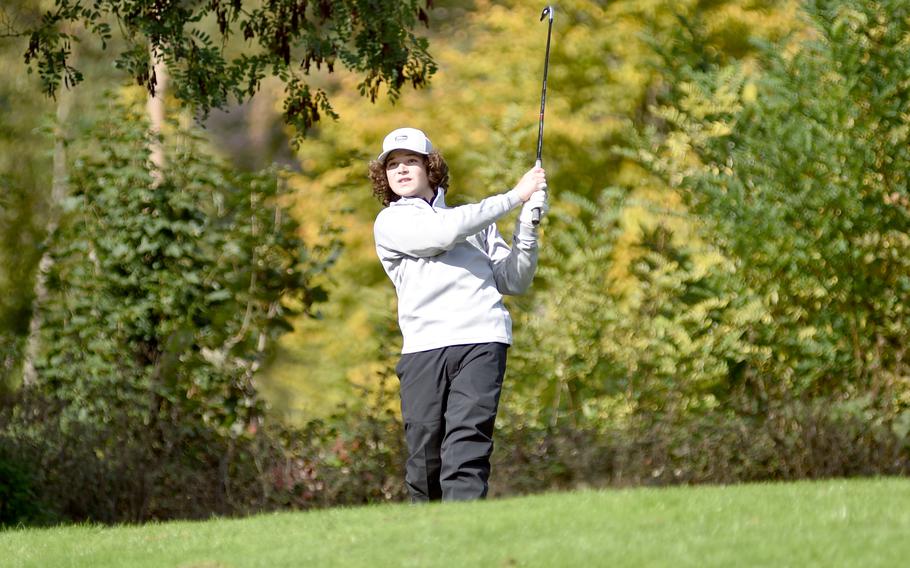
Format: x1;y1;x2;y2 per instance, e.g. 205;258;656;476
370;127;548;501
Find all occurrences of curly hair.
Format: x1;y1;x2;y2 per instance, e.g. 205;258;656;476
368;151;450;206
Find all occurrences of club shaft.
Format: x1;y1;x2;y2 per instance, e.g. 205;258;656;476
535;16;553;164
532;7;554;226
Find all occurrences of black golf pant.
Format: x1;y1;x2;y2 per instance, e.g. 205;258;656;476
395;342;508;502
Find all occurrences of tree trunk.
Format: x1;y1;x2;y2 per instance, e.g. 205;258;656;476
147;45;168;183
21;42;75;386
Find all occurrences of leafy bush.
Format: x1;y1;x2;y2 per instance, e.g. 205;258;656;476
0;382;406;525
260;404;407;509
0;98;344;525
510;189;766;427
491;398;910;496
33;99;330;435
498;0;910;493
633;0;910;404
3;378;906;526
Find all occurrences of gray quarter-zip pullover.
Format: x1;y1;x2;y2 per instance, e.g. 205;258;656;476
374;188;539;354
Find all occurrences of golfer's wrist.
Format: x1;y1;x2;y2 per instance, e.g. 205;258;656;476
506;188;526;206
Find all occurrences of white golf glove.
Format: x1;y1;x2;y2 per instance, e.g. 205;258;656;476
519;190;549;225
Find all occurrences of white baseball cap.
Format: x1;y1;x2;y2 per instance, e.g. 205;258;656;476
376;127;433;163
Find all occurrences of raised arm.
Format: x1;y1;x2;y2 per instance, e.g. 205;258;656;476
374;166;547;259
374;191;522;258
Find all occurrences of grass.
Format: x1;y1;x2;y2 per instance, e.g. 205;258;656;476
2;477;908;567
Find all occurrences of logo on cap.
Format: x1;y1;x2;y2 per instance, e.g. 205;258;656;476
377;127;432;162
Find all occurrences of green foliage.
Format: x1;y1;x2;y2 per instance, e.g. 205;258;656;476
494;397;909;493
0;97;345;524
635;0;910;403
510;190;626;426
1;390;262;523
614;224;768;416
264;387;408;509
0;1;137;393
0;376;407;524
34;98;329;435
511;189;766;427
11;0;437;143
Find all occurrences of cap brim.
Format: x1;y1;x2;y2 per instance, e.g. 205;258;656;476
377;148;430;163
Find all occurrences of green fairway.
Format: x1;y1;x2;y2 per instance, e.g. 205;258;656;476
2;478;908;567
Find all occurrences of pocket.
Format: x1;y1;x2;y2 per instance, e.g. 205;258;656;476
395;353;411;381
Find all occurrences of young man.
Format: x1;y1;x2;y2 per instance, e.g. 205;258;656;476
369;127;548;502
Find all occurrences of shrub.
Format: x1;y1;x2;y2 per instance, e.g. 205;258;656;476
491;396;910;496
634;0;910;401
0;438;50;527
0;382;406;524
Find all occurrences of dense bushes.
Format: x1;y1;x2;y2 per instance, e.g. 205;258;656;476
3;387;907;526
0;387;407;525
633;0;910;401
512;0;910;450
31;100;333;435
493;399;910;495
511;190;769;427
0;99;338;525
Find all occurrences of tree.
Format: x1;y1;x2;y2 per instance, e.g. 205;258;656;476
6;0;437;144
33;97;331;432
634;0;910;403
0;0;439;403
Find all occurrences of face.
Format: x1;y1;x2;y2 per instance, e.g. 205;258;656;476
385;150;434;201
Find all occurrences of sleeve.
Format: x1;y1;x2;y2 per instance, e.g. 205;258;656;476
487;219;539;295
374;190;523;259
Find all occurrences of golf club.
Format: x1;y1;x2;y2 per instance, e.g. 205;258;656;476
532;5;554;226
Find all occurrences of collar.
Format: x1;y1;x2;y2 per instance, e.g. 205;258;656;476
391;188;448;209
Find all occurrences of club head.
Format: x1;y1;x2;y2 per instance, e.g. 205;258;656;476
540;6;554;22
